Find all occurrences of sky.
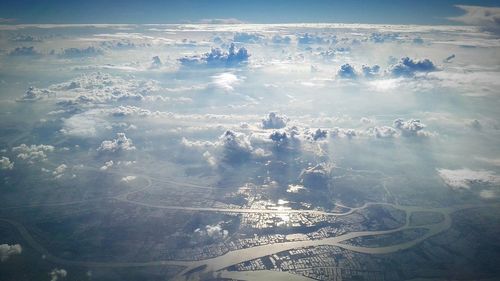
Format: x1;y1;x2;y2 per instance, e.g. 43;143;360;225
0;0;499;24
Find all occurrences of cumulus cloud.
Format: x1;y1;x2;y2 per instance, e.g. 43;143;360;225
269;131;289;146
196;18;244;24
18;86;52;102
10;34;43;42
0;244;22;262
0;156;14;170
262;112;288;129
50;268;67;281
388;57;437;77
8;46;41;57
299;164;331;189
100;160;114;171
178;43;250;67
58;46;103;58
271;35;292;44
297;33;328;45
233;32;263;43
98;133;136;153
373;126;398;138
449;5;500;34
330;127;357;139
311;128;328;141
361;65;380;78
370;32;399;43
218;130;253;164
337;64;357;79
12;144;54;163
150;56;162;69
194;222;228;241
438;168;500;190
121;175;137;182
53;164;67;178
393;118;428;137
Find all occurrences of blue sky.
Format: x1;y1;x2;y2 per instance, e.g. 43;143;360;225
0;0;499;24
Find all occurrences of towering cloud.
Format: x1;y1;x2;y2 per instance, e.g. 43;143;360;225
0;156;14;170
449;5;500;34
388;57;437;77
98;133;136;153
0;244;22;262
337;64;357;79
393;118;426;137
218;130;253;164
262;112;288;129
178;43;250;67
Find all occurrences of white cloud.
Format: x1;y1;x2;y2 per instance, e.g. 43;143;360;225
50;268;67;281
449;5;500;34
98;133;136;153
0;244;22;262
100;160;114;171
262;112;288;129
178;43;250;67
12;144;55;163
210;72;241;91
0;156;14;170
437;168;500;190
121;175;137;182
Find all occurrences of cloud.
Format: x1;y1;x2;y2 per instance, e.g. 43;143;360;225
330;127;357;138
0;156;14;170
271;35;292;44
373;126;398;138
311;128;328;141
150;56;162;69
194;222;228;241
299;164;331;189
58;46;103;58
337;63;357;79
10;34;43;42
388;57;437;77
448;5;500;34
100;160;114;170
393;118;428;137
370;32;399;43
178;43;250;67
233;32;263;43
18;86;52;101
53;164;67;178
218;130;253;164
196;18;244;24
262;112;288;129
0;244;22;262
210;72;241;91
98;133;136;153
297;33;328;45
438;168;500;190
361;65;381;78
50;268;67;281
121;175;137;182
12;144;54;163
8;46;41;57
